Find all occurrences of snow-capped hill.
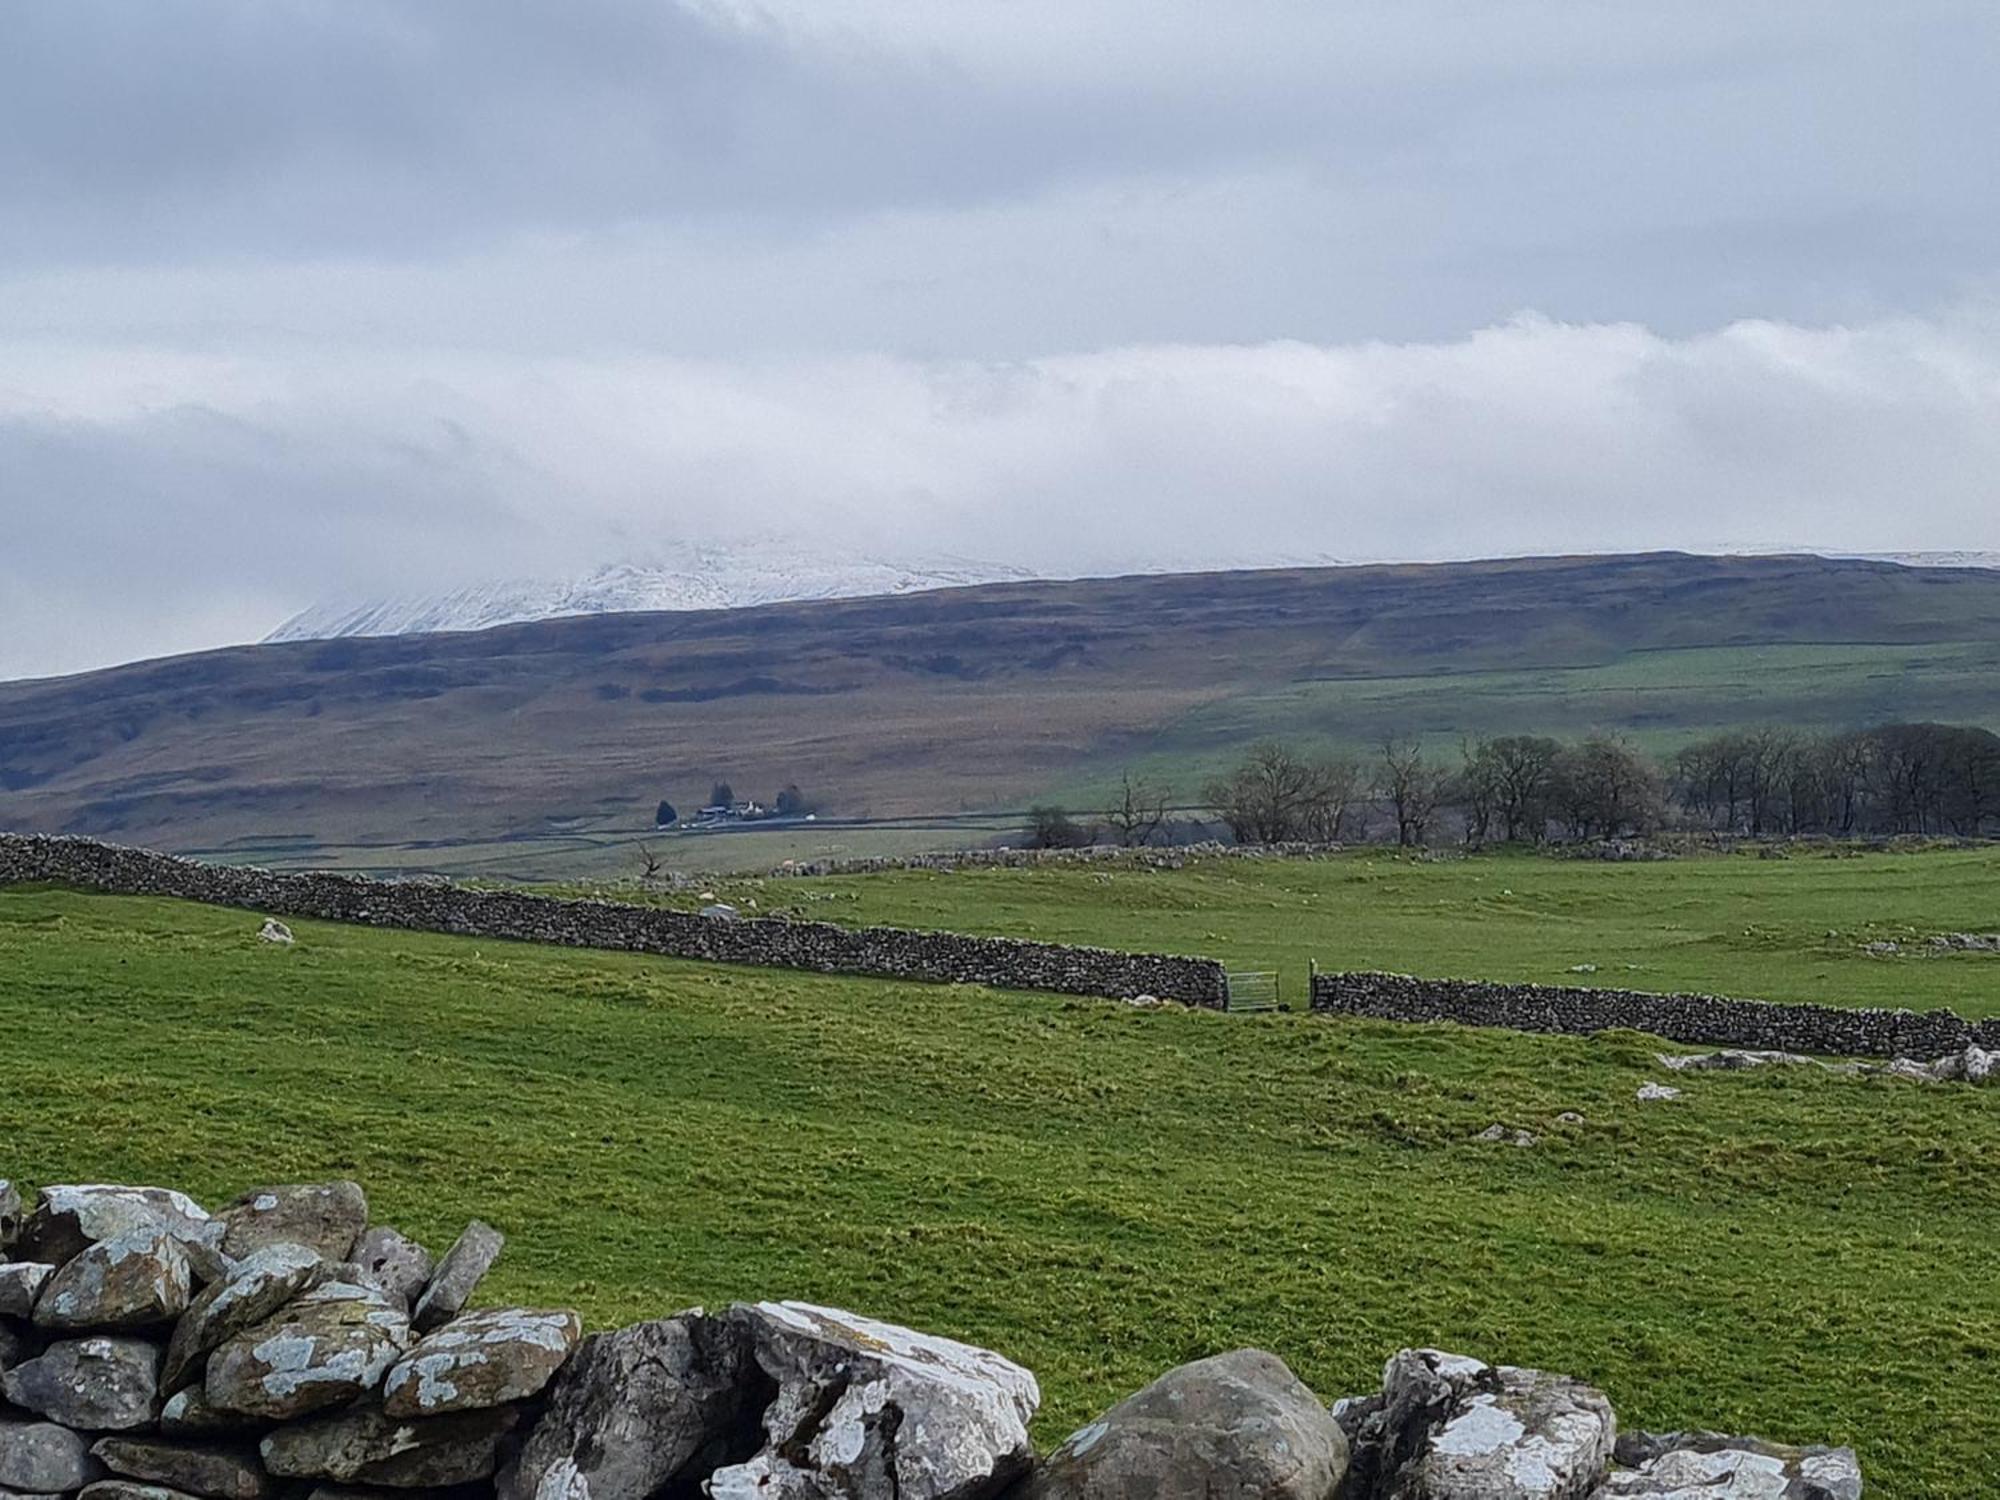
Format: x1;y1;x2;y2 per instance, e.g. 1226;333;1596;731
266;546;1041;643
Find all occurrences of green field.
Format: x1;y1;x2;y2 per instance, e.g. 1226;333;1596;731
1032;639;2000;814
5;880;1999;1496
575;843;2000;1015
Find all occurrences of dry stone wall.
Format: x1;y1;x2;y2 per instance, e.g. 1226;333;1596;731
761;840;1346;878
1311;969;2000;1059
0;834;1226;1007
0;1176;1864;1500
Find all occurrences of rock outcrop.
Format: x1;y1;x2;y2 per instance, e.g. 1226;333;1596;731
498;1311;760;1500
1601;1431;1863;1499
709;1301;1040;1500
1028;1349;1347;1500
1;1176;1861;1500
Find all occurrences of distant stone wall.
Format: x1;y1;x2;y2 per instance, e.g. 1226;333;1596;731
0;834;1227;1006
1311;969;2000;1058
761;839;1346;878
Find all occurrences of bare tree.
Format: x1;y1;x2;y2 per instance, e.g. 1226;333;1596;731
1554;735;1664;838
1298;754;1364;842
1375;736;1446;847
636;843;663;880
1456;739;1502;847
1024;806;1092;849
1487;736;1564;842
1103;771;1172;847
1205;742;1322;844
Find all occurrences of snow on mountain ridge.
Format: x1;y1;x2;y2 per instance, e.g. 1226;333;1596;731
265;546;1042;643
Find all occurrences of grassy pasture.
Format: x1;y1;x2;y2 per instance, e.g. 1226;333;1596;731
1035;639;2000;813
4;883;1998;1496
591;844;2000;1015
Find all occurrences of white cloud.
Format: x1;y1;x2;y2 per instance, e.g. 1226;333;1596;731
4;308;1996;679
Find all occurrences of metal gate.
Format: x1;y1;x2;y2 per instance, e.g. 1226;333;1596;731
1224;969;1280;1013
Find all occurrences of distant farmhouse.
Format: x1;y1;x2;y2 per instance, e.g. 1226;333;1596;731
661;783;816;829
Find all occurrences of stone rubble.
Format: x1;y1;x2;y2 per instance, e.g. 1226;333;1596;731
0;1175;1862;1500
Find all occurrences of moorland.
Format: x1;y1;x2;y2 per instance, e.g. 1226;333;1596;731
7;552;2000;877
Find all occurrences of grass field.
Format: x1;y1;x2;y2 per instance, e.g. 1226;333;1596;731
1036;640;2000;812
577;844;2000;1015
5;882;1998;1496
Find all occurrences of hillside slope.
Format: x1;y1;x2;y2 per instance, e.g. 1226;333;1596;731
5;552;2000;868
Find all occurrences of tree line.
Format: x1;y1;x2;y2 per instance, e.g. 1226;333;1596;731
1023;721;2000;848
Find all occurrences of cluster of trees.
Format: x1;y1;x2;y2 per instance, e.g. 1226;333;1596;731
1022;721;2000;850
1670;723;2000;837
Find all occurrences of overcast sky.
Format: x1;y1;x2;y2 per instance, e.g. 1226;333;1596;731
5;1;1999;679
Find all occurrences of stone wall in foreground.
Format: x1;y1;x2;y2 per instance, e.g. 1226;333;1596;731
0;1177;1865;1500
0;834;1226;1006
1311;969;2000;1058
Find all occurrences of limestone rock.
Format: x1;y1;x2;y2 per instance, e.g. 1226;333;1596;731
0;1181;20;1252
35;1229;193;1332
160;1386;263;1438
1336;1350;1613;1500
256;921;294;946
218;1185;368;1264
1655;1051;1822;1073
0;1414;103;1493
382;1307;580;1418
1472;1126;1537;1148
1635;1084;1682;1103
80;1485;205;1500
348;1230;433;1308
260;1403;522;1488
0;1319;29;1371
499;1311;759;1500
205;1283;410;1421
411;1224;503;1334
2;1335;165;1430
0;1262;52;1320
91;1441;269;1500
1026;1349;1347;1500
1923;1044;1999;1085
163;1244;329;1392
708;1301;1039;1500
1334;1359;1449;1498
1596;1432;1861;1498
16;1188;223;1281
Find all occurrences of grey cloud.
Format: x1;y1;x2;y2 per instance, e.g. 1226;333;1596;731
2;3;1996;344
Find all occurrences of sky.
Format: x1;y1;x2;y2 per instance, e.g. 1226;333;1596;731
3;1;1999;679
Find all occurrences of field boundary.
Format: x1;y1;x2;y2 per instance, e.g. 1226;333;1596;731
0;833;1228;1006
1310;968;2000;1058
